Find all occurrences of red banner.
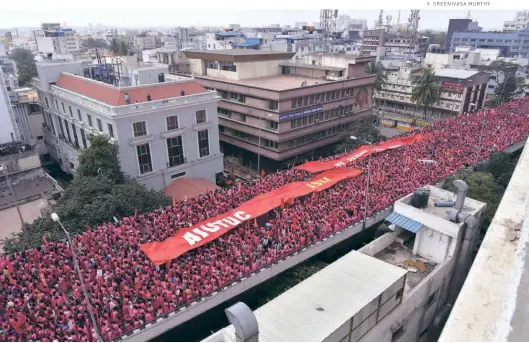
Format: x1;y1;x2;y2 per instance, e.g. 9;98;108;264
140;168;362;264
296;133;426;173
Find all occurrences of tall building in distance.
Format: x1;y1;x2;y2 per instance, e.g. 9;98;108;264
444;18;481;53
32;23;80;56
503;10;529;32
182;49;376;170
33;59;223;190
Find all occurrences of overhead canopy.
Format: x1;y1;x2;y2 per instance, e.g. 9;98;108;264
164;178;220;202
385;212;423;233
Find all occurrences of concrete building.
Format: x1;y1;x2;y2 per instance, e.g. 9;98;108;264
439;134;529;342
182;49;376;170
449;29;529;58
134;34;157;51
205;32;245;50
375;65;489;124
33;23;80;56
361;29;386;55
444;19;480;53
10;88;47;155
502;10;529;32
32;59;223;190
362;29;428;59
0;71;18;144
204;183;486;342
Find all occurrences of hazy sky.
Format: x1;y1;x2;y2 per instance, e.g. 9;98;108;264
0;7;523;32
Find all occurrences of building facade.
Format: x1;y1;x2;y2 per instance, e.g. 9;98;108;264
503;10;529;32
33;59;223;190
449;29;529;58
33;23;80;56
375;65;489;123
182;50;375;171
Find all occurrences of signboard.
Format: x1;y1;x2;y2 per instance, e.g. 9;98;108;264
279;105;323;121
442;81;465;93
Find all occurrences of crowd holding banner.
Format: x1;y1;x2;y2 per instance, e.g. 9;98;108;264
1;98;529;341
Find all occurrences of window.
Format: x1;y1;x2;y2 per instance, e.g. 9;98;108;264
36;135;44;140
96;118;103;132
196;110;207;124
395;289;404;301
55;99;59;109
391;324;405;342
71;122;79;148
58;117;65;138
269;121;278;130
133;121;147;137
269;101;278;111
87;114;93;127
240;114;246;122
198;130;210;157
291;99;297;108
166;115;179;131
136;143;153;175
80;128;87;149
167;136;185;167
68;106;73;117
64;119;72;142
426;291;437;308
45;97;49;108
61;102;65;113
171;171;186;179
77;109;82;122
107;124;114;138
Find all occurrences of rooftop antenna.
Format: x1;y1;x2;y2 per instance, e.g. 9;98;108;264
320;9;338;53
466;11;471;19
397;10;401;26
378;9;384;29
386;15;393;31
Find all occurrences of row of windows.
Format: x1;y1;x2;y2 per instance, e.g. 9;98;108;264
287;123;350;148
133;110;206;138
135;130;210;175
290;105;354;129
291;88;355;109
46;112;88;150
456;38;529;44
218;107;279;130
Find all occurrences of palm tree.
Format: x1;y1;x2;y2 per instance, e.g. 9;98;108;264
411;68;442;121
365;61;387;116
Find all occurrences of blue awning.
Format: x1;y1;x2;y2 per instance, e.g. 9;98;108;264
385;212;423;233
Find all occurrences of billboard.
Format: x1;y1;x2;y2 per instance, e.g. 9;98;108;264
279;105;323;121
442;81;465;93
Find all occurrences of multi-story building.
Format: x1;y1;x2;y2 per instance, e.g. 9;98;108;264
182;49;376;170
361;29;386;55
10;88;47;155
32;59;223;190
204;183;486;343
33;23;80;56
503;10;529;32
205;32;245;50
0;71;18;144
375;64;490;125
133;34;157;51
383;32;429;59
449;29;529;58
444;19;480;53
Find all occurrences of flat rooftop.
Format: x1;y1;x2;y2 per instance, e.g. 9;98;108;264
196;74;332;91
183;49;296;63
209;250;407;342
375;237;436;295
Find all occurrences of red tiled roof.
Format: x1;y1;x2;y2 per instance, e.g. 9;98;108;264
55;73;207;106
164;178;220;202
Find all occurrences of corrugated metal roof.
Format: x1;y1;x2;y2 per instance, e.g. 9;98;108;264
252;251;407;342
385;212;423;233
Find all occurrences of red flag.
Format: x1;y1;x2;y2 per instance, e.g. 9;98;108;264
238;182;244;193
254;218;258;227
7;262;14;284
261;169;266;177
280;198;285;210
39;271;48;287
172;198;177;207
42;234;48;246
135;278;141;294
292;218;298;230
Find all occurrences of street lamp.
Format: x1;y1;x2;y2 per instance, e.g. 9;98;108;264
350;136;373;230
51;213;103;342
257;113;273;176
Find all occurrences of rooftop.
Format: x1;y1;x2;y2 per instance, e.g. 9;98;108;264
195;74;332;91
208;250;407;342
375;238;436;294
55;73;207;106
183;50;296;63
433;68;481;79
279;62;345;72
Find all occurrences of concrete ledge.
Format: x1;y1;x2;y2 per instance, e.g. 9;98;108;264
118;207;392;342
440;138;529;341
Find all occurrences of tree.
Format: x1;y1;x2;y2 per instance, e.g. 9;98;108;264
9;48;37;86
119;41;129;56
76;134;124;183
411;68;442;120
1;136;171;253
365;61;387;115
478;60;519;104
335;116;386;153
110;38;120;56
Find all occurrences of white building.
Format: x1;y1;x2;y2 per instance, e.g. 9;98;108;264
33;24;80;56
0;71;18;144
204;183;486;342
205;32;244;50
503;10;529;32
33;59;224;190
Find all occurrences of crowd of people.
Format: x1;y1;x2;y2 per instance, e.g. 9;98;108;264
1;98;529;341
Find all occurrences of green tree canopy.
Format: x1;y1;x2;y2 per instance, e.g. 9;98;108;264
1;136;170;253
411;68;442;120
9;48;37;86
335;116;386;153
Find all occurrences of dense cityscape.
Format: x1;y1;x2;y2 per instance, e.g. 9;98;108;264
0;7;528;343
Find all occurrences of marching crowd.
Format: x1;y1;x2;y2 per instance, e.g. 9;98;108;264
1;98;529;341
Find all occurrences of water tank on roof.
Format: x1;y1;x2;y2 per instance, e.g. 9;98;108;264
411;188;430;209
